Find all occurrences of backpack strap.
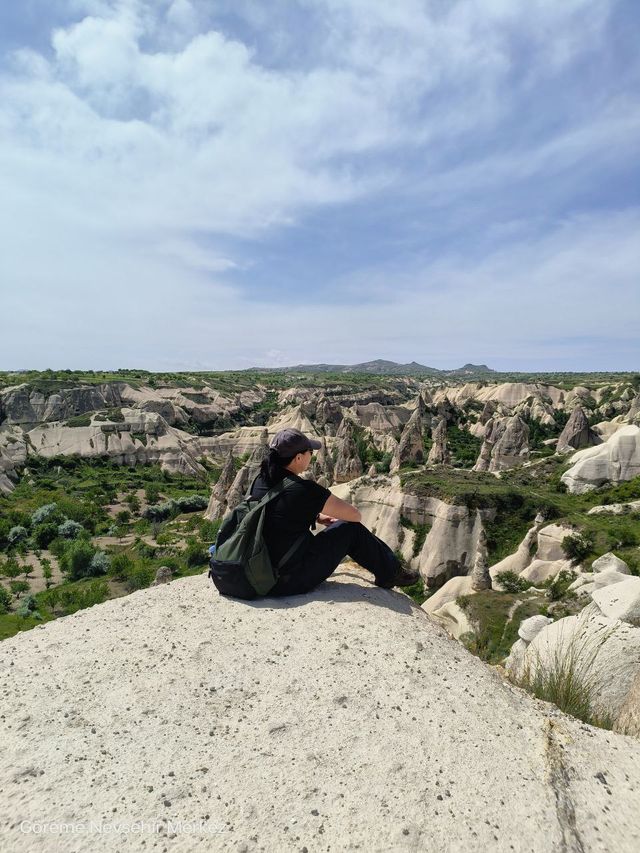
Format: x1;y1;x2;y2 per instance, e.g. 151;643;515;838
276;532;308;570
251;475;309;570
247;475;295;511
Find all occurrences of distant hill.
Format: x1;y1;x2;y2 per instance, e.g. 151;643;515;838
244;359;496;376
449;363;496;375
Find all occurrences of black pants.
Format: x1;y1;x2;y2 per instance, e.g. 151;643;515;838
268;521;399;597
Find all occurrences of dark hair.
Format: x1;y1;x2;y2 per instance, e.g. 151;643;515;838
259;447;297;486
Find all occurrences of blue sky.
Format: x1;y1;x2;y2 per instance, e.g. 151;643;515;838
1;0;639;372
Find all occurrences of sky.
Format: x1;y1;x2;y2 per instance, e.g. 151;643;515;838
1;0;639;372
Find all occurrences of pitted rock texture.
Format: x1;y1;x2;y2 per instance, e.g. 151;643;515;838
1;572;640;852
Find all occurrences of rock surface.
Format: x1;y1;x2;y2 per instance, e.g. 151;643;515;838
473;415;529;473
389;401;425;473
426;417;449;465
592;553;630;574
2;572;640;852
508;602;640;736
556;406;601;453
561;425;640;493
592;577;640;626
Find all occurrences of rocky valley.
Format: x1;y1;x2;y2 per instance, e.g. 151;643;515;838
1;366;640;850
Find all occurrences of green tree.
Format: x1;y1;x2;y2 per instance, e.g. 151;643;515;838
9;579;30;597
60;540;96;581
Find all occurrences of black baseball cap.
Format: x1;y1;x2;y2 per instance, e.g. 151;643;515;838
270;428;321;458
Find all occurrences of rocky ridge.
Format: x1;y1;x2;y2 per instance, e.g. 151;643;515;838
1;571;640;852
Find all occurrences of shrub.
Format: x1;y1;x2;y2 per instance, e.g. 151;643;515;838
16;594;38;618
144;500;178;522
31;503;59;526
58;519;84;540
32;522;59;549
412;523;431;557
562;532;595;563
495;570;533;593
126;494;141;514
7;526;28;546
145;484;161;504
2;558;23;579
126;563;156;591
546;570;576;602
41;558;54;589
0;518;12;550
175;495;208;513
185;538;208;568
109;552;135;579
607;526;639;549
0;585;12;613
88;551;110;576
48;537;69;558
44;579;109;614
116;510;131;525
9;579;30;597
199;518;221;543
60;540;96;580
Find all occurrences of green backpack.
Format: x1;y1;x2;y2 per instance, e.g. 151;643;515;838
208;476;307;599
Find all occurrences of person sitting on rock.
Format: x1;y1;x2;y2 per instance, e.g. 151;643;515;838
250;428;417;596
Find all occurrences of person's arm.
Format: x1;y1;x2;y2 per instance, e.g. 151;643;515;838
320;494;362;523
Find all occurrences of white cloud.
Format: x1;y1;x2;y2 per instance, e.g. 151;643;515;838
0;0;637;370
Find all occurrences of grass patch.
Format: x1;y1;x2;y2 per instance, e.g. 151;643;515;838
65;414;92;428
510;616;620;729
457;590;547;664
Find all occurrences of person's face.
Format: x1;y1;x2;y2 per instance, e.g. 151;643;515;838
298;449;313;471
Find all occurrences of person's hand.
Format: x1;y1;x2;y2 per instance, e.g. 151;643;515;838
317;514;338;526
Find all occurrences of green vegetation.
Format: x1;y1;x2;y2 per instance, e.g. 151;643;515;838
511;619;618;729
0;453;221;640
352;422;393;473
457;591;547;663
495;570;533;593
446;425;482;468
65;414;92;427
562;532;595;564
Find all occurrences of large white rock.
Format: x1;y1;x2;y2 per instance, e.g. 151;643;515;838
433;382;565;410
535;524;575;561
561;425;640;493
511;602;640;730
592;577;640;626
520;558;574;585
428;599;473;639
3;572;640;852
518;615;553;642
592;553;630;574
592;570;630;591
422;575;473;615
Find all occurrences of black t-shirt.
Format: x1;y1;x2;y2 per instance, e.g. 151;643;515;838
250;472;331;567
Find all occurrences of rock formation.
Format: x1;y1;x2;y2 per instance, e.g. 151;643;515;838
470;527;492;591
2;572;640;852
561;425;640;493
427;418;449;465
389;400;425;473
314;394;343;434
204;451;237;520
556;406;601;453
151;565;173;585
473;415;529;473
312;436;335;485
506;599;640;737
333;419;363;483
